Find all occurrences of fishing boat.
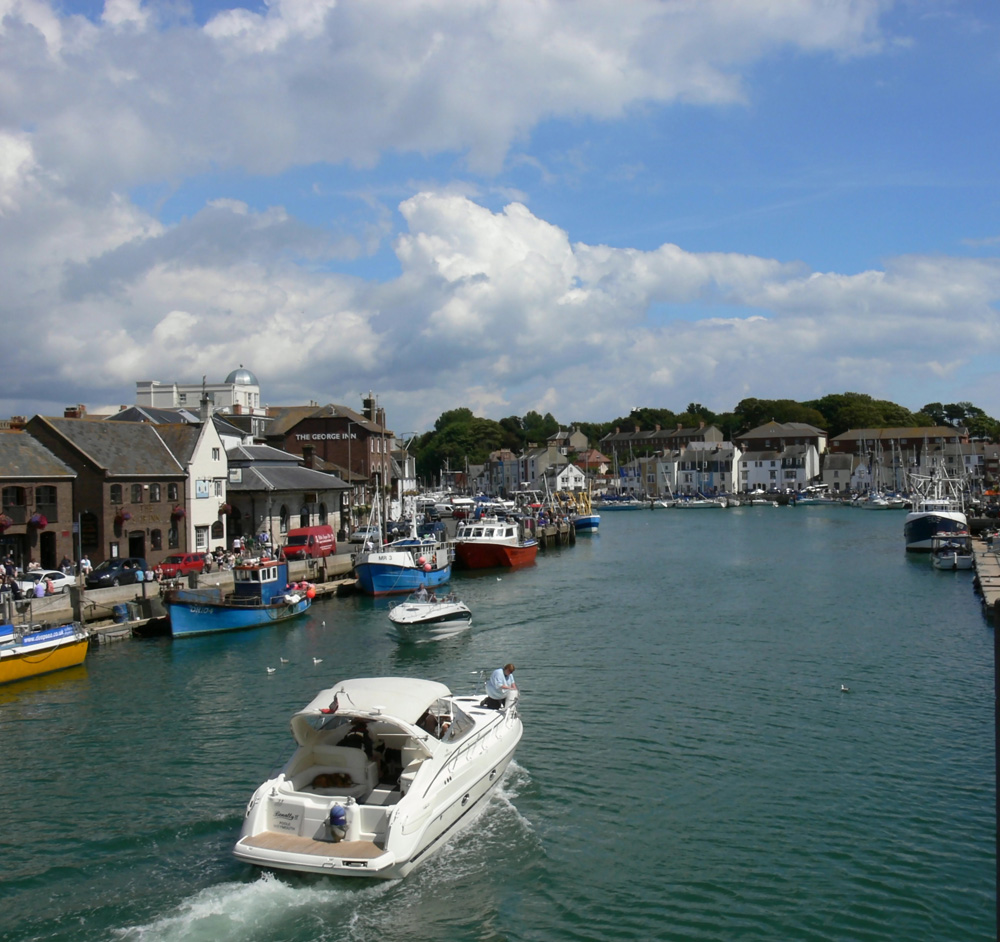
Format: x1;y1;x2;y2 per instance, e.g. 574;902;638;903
353;496;453;596
389;591;472;640
453;516;538;570
164;557;312;637
903;466;968;553
930;533;974;571
233;675;522;879
354;532;452;597
0;621;89;685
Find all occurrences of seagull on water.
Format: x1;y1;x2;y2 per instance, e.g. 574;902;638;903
280;657;289;663
313;657;323;664
840;684;850;693
266;667;276;674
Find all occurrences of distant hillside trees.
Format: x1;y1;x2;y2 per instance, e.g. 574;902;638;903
410;393;999;485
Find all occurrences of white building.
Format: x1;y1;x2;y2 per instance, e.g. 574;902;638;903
156;422;231;554
136;367;265;417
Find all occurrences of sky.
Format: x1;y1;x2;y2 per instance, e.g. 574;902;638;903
1;0;999;435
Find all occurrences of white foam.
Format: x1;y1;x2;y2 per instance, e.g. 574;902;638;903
112;871;392;942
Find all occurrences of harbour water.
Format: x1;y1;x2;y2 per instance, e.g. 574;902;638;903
1;506;995;941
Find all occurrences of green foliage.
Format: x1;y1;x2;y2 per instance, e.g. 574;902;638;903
410;393;1000;482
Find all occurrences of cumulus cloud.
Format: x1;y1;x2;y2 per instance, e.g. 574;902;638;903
1;0;997;431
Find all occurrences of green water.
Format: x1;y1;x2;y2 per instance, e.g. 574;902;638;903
0;506;994;941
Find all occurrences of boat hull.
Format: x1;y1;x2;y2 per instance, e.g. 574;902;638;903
903;511;968;552
0;624;89;685
574;514;600;531
453;541;538;570
167;597;311;636
355;557;451;596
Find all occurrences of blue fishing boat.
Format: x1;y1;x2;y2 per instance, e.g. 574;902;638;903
165;558;312;637
353;536;452;596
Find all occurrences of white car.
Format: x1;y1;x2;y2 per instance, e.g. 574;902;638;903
17;569;76;595
349;525;381;544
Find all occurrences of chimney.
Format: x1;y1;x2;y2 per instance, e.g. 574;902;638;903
677;423;683;430
64;404;87;418
302;445;314;469
699;421;705;429
232;403;242;415
654;424;660;432
200;394;210;422
634;424;640;434
9;415;27;429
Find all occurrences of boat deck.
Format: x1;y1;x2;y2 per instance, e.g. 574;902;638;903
239;831;384;858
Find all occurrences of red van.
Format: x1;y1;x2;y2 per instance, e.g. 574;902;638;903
283;525;337;560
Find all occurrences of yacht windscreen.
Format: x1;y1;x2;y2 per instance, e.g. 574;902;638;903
444;702;475;741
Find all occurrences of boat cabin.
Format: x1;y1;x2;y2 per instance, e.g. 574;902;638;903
233;560;291;604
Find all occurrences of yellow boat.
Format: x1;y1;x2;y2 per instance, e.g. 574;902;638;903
0;622;90;685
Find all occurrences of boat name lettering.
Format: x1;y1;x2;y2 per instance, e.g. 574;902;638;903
273;811;298;821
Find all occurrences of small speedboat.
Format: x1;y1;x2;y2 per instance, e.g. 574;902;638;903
930;533;974;570
233;676;522;879
388;592;471;640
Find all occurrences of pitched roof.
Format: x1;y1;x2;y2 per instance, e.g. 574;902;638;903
154;423;203;467
265;403;386;438
739;421;827;438
0;430;76;479
225;448;349;493
830;426;961;441
106;405;202;425
27;416;185;476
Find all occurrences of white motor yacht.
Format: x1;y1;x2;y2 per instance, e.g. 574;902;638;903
389;592;472;640
233;676;521;878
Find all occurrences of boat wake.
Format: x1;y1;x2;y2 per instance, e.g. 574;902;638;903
113;871;393;941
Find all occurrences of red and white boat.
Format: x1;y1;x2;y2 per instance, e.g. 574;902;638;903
453;516;539;570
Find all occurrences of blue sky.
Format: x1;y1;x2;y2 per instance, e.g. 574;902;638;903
1;0;998;434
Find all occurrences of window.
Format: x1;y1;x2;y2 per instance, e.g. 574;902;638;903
212;448;220;460
151;529;162;551
131;484;143;503
168;527;179;549
195;526;209;550
36;485;57;506
2;485;25;506
299;506;309;528
214;480;222;497
149;484;161;502
167;484;178;502
279;505;289;534
110;484;123;504
318;502;328;524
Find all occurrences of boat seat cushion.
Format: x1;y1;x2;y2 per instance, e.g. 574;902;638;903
290;744;377;793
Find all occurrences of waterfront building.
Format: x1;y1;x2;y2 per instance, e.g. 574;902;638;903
0;430;77;571
24;416;188;567
154;423;230;555
676;442;741;495
224;444;350;544
735;421;827;456
264;395;393;509
738;449;782;493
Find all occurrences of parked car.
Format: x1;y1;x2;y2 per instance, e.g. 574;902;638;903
349;524;382;545
85;557;149;589
16;569;75;595
158;553;207;579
